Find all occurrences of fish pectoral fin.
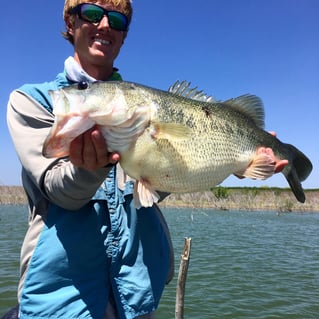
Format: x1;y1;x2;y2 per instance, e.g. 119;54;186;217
133;179;160;209
151;122;191;140
238;150;276;180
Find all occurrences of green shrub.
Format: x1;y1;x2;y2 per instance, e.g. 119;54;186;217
212;186;229;199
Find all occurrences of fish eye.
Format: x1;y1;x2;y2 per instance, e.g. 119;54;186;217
78;81;89;90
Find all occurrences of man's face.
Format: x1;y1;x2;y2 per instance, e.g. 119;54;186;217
68;2;126;75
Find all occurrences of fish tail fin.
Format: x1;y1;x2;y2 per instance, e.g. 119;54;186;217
282;143;312;203
134;180;160;209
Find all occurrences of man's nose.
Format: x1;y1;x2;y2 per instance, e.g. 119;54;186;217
98;15;110;29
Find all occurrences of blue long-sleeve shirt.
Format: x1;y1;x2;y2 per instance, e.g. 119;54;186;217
7;70;173;319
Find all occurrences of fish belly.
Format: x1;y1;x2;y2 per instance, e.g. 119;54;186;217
120;130;254;193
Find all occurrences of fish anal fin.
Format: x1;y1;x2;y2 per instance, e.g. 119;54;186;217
237;149;276;180
133;179;160;209
151;122;191;140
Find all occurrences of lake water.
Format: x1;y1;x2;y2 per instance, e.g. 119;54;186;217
0;205;318;318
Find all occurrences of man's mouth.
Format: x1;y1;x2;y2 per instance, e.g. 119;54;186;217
94;38;111;46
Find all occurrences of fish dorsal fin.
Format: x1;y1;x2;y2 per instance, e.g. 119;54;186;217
168;80;216;103
223;94;265;129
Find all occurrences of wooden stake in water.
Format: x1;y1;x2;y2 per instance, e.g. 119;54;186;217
175;237;192;319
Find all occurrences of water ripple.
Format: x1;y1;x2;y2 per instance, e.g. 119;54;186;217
1;206;319;318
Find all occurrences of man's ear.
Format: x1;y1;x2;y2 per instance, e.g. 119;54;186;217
65;15;75;36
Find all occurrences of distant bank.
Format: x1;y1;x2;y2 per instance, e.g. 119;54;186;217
1;186;318;212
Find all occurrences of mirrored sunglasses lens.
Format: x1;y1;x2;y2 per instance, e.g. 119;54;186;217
81;4;104;23
108;12;128;31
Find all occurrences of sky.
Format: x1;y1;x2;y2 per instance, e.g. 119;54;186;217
0;0;318;191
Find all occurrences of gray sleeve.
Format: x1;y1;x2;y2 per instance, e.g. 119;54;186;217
7;90;110;210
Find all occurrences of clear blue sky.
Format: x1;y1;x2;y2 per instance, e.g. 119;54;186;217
1;0;318;190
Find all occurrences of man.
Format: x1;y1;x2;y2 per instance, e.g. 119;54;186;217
5;1;287;318
6;1;173;318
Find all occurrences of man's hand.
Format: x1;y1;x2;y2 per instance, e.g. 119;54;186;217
69;126;120;171
234;131;288;179
257;147;288;174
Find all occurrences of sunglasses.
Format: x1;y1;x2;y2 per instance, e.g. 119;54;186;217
70;3;129;31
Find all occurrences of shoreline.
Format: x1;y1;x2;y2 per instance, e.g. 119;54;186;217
159;188;319;213
1;186;319;212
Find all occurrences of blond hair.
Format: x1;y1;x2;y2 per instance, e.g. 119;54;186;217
62;0;133;44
